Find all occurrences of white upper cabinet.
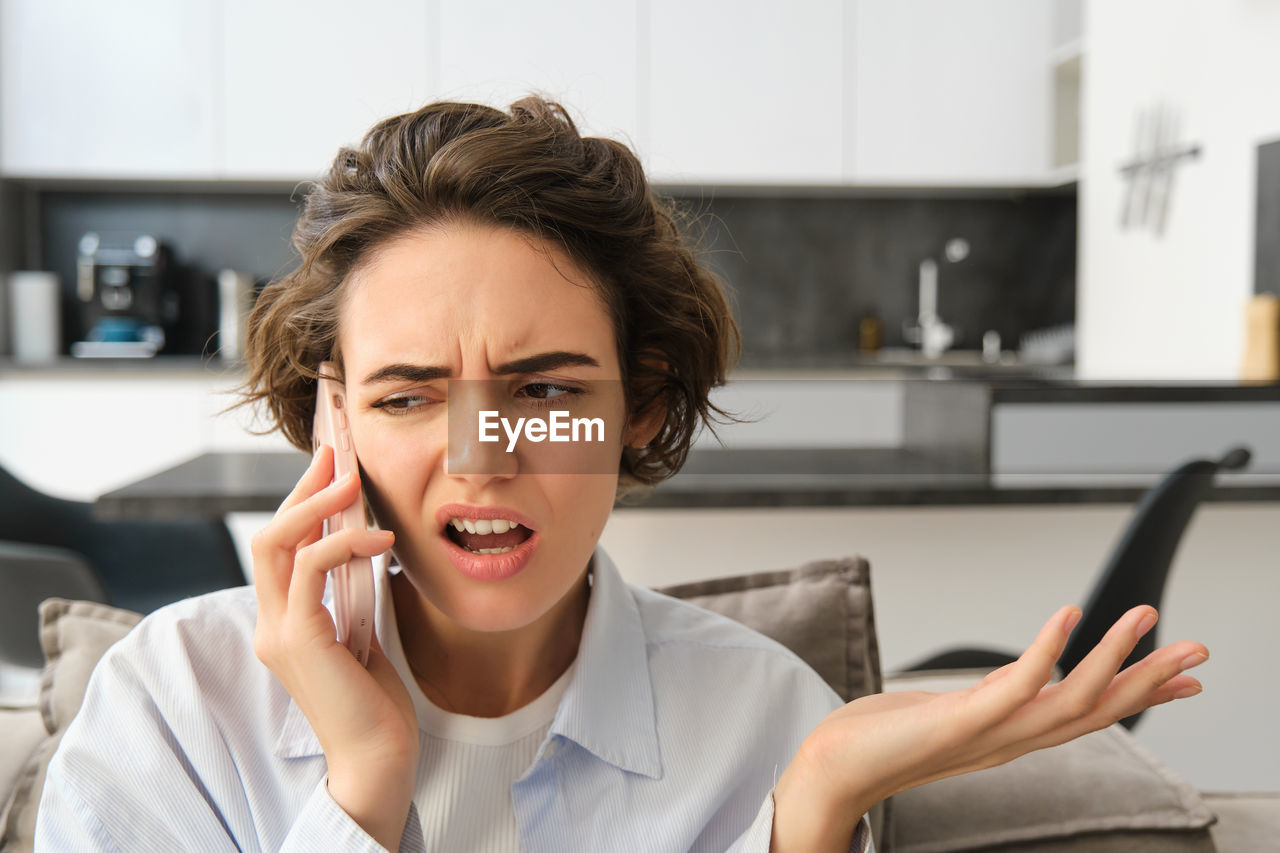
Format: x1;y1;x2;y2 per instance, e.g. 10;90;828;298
0;0;1061;186
217;0;435;180
0;0;218;179
646;0;845;184
436;0;640;148
849;0;1054;186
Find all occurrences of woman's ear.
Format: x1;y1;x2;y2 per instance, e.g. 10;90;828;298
623;356;668;449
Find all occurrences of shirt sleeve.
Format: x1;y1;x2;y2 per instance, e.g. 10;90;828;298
729;791;875;853
36;766;400;853
280;779;426;853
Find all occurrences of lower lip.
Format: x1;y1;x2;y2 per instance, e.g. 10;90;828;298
442;529;540;582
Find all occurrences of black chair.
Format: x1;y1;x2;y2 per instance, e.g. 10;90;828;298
0;541;109;668
0;463;245;617
899;445;1252;729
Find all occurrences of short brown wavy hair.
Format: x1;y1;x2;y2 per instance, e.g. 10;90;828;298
240;96;739;494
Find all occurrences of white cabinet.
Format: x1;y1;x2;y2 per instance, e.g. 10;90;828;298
437;0;639;147
0;0;218;179
0;370;290;502
217;0;435;180
646;0;845;184
848;0;1054;186
0;0;1062;186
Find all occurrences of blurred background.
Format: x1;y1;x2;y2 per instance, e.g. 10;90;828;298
0;0;1277;795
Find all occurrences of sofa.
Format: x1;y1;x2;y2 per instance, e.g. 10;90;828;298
3;557;1277;852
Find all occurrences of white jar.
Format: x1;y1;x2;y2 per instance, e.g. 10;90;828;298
8;271;61;363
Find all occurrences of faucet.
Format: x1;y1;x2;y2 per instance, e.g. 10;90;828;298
904;238;969;359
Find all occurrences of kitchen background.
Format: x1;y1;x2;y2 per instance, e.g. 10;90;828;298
1;0;1278;795
9;187;1077;366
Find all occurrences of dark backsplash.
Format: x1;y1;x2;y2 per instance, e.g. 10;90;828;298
25;185;1075;363
38;188;301;289
675;191;1076;367
34;189;302;352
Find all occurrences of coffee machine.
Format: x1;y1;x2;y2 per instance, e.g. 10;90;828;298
73;233;217;357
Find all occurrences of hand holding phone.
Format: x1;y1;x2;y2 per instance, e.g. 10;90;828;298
313;361;376;666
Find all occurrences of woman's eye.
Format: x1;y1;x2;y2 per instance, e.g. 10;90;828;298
370;394;433;414
517;382;580;402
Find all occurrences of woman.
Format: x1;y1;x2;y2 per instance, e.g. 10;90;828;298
36;98;1209;853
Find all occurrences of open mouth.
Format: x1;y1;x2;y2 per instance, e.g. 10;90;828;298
444;516;535;555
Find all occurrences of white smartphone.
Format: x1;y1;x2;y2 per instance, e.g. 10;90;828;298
313;361;376;667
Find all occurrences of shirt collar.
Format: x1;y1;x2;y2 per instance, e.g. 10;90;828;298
274;547;662;780
549;546;662;779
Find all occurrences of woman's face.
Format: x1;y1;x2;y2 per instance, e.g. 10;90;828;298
338;223;631;633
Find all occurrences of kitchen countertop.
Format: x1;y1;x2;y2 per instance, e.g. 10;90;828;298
986;380;1280;403
93;447;1280;520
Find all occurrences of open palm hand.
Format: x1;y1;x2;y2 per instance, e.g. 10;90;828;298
773;605;1209;851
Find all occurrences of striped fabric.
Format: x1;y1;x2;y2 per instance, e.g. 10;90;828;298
35;548;872;852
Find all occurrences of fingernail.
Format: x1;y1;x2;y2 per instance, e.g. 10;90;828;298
1179;652;1208;671
1173;685;1202;699
1065;608;1082;632
1136;612;1158;638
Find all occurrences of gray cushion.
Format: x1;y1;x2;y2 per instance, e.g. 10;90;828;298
0;707;44;835
654;555;882;701
1;598;141;852
884;670;1217;853
656;556;889;849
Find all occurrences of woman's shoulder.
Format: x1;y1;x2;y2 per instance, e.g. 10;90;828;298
93;585;269;708
121;585;259;657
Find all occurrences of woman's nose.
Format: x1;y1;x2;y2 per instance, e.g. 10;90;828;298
446;381;518;485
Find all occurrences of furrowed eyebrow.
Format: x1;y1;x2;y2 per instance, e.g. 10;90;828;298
361;364;453;385
492;351;601;375
359;351;599;386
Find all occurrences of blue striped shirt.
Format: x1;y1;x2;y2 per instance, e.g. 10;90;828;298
36;548;872;852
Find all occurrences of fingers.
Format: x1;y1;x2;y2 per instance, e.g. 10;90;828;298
272;470;365;556
1082;639;1208;726
955;606;1079;733
1063;605;1158;700
1143;672;1204;706
1008;605;1159;736
253;447;363;619
1037;606;1202;731
971;607;1179;744
285;527;395;617
279;445;338;513
950;637;1209;774
978;662;1017;687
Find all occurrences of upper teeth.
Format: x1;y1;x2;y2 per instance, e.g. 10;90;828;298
451;518;519;535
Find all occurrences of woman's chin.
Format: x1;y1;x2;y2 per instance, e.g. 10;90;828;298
407;573;551;634
397;546;590;636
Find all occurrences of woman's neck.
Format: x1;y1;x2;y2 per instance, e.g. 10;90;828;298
389;569;589;718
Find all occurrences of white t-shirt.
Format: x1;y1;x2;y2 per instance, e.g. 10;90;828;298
378;564;574;853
